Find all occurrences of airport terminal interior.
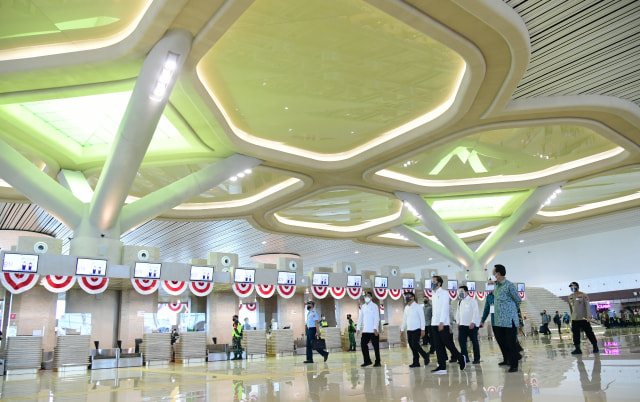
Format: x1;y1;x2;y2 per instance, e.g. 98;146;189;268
0;0;639;400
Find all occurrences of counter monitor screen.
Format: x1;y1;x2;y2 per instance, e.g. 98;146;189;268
374;276;388;289
2;253;39;273
277;271;296;285
402;278;415;289
190;265;214;282
76;258;107;277
485;283;495;292
447;280;458;291
312;273;329;286
133;262;161;279
346;275;361;287
466;281;476;291
517;283;525;292
234;268;255;283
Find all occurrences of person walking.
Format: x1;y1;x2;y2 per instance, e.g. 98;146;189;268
430;275;466;374
479;282;495;340
231;315;243;360
423;298;433;349
456;285;481;364
541;310;552;335
357;291;382;367
303;301;329;363
553;311;562;335
491;264;522;372
401;291;430;368
563;311;571;331
568;282;600;355
347;314;357;351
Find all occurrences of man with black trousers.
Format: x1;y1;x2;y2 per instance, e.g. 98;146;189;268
569;281;599;355
401;291;430;368
303;301;329;363
491;264;522;372
430;275;466;374
357;291;382;367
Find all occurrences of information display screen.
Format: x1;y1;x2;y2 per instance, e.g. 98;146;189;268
466;281;476;291
346;275;361;287
517;283;525;292
447;280;458;291
76;258;107;277
312;273;329;286
485;283;495;292
277;271;296;285
402;278;415;289
234;268;255;283
133;262;161;279
190;265;214;282
374;276;388;289
2;253;39;273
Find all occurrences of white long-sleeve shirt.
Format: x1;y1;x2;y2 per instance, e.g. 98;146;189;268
456;296;480;326
357;301;380;333
401;302;426;331
431;287;451;326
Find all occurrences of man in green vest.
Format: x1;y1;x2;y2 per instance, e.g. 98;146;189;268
347;314;357;351
232;315;243;360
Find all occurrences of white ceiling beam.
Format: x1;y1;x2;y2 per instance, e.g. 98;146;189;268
391;224;459;265
57;169;94;203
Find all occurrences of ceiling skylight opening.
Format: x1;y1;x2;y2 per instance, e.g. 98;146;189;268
274;209;402;232
431;196;512;220
537;191;640;217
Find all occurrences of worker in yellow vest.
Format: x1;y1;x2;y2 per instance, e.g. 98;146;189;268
232;315;243;360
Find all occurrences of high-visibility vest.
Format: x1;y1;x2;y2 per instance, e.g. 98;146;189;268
233;322;243;338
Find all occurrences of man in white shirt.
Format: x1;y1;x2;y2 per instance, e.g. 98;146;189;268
357;291;382;367
401;291;430;368
456;285;481;364
430;275;466;374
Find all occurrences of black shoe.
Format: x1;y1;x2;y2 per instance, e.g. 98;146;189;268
571;349;582;355
361;362;372;367
303;360;314;363
409;363;420;368
373;362;381;367
472;360;481;364
593;346;600;353
324;352;329;362
449;358;456;363
458;356;466;371
498;361;509;366
508;365;518;373
431;366;447;374
424;359;430;366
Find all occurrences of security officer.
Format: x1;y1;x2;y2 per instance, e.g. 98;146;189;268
568;282;599;355
232;315;243;359
347;314;357;351
303;301;329;363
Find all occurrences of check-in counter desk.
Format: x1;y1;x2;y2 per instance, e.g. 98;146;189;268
54;335;91;372
90;349;119;370
321;327;342;352
267;329;294;356
382;325;401;348
241;329;267;357
118;348;143;368
5;336;43;374
175;332;206;364
141;333;171;366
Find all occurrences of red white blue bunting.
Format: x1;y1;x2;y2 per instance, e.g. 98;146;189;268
162;280;187;296
78;276;109;294
131;278;159;295
1;272;39;294
43;275;75;293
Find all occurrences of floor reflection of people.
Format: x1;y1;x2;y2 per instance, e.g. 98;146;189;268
363;363;387;401
465;365;488;401
577;355;612;401
501;369;532;401
305;363;329;402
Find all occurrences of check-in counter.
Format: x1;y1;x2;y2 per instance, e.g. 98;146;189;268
141;333;171;365
267;329;294;355
5;336;43;374
241;329;267;357
384;325;401;347
53;335;91;372
90;349;119;370
321;327;342;352
175;332;206;364
118;348;143;368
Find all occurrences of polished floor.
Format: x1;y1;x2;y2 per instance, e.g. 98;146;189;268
1;328;638;401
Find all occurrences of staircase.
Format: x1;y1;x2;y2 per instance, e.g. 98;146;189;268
520;287;570;333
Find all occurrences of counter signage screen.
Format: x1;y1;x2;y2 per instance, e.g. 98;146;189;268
2;253;39;273
425;279;432;290
402;278;415;289
447;280;458;291
76;258;107;277
312;273;329;286
277;271;296;285
485;283;495;292
133;262;161;279
190;265;214;282
517;283;525;292
466;281;476;291
234;268;255;283
374;276;388;289
346;275;361;287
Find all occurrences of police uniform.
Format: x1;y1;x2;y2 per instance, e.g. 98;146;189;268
568;282;599;354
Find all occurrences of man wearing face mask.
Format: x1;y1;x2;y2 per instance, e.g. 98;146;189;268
568;282;599;355
303;301;329;363
456;285;481;364
491;264;521;372
231;315;243;360
430;276;466;374
356;291;382;367
401;291;429;368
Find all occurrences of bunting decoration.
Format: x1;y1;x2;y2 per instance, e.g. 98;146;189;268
162;280;187;296
131;278;159;295
424;289;433;299
347;287;362;299
476;291;486;301
168;301;183;312
42;275;75;293
189;281;213;297
373;288;388;300
448;290;458;300
1;272;39;294
518;291;526;300
233;283;254;298
388;288;402;300
311;286;329;299
256;284;276;298
467;291;476;299
277;284;296;299
329;287;345;299
245;303;257;311
78;276;109;294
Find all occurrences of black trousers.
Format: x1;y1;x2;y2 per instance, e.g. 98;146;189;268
571;320;598;348
407;329;429;364
493;324;519;368
433;325;461;368
306;327;328;362
556;323;562;333
458;325;480;362
361;332;381;364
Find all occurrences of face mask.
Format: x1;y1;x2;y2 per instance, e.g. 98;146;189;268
306;306;312;311
423;301;428;305
404;296;412;303
459;291;466;299
431;281;437;290
364;297;371;303
570;286;578;292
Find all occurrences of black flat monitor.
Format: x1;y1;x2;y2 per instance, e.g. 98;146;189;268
374;276;388;289
312;273;329;286
517;283;525;292
277;271;296;285
347;275;361;287
447;280;458;291
2;253;39;273
234;268;255;283
76;257;107;277
133;262;161;279
466;281;476;291
190;265;214;282
402;278;415;289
